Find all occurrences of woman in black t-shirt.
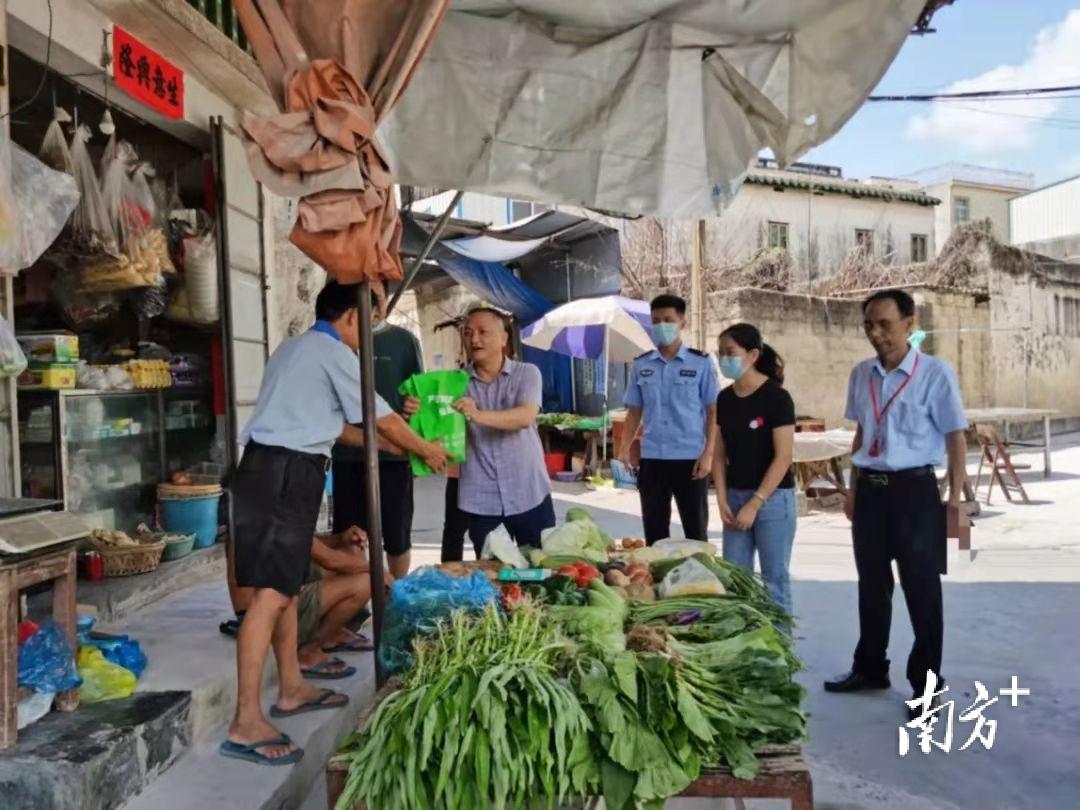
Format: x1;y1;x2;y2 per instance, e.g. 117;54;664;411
712;323;797;621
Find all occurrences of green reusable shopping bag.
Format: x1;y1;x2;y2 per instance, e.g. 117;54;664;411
398;370;471;477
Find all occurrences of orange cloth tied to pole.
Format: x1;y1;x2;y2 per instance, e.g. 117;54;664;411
233;0;448;283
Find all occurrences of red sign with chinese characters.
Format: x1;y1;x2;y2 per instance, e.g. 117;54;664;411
112;27;185;120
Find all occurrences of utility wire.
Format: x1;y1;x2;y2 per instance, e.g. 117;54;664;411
868;83;1080;102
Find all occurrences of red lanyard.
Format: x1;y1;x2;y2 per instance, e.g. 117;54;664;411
869;354;920;426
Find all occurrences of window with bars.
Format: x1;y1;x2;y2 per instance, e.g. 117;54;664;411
911;234;929;263
188;0;249;50
767;221;789;250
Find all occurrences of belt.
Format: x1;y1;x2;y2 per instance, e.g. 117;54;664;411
857;465;935;487
245;441;332;473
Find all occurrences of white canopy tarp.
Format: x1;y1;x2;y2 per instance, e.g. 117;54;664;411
382;0;925;218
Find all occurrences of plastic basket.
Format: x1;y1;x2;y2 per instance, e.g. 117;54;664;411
610;459;639;490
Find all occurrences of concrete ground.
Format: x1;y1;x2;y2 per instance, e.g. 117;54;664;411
123;435;1080;810
400;436;1080;810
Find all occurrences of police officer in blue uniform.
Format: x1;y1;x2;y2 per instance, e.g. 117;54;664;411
619;294;720;544
824;289;969;720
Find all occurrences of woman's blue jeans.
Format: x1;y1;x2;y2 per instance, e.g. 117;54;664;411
722;488;797;619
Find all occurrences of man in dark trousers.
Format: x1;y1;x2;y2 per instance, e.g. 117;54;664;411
619;294;719;544
825;289;968;720
332;297;424;579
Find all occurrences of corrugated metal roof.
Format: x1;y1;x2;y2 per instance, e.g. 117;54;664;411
744;173;941;206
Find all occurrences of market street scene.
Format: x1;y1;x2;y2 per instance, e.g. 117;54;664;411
0;1;1078;809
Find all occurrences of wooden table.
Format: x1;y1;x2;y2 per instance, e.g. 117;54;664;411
0;542;80;748
964;408;1059;478
793;429;855;497
327;683;812;809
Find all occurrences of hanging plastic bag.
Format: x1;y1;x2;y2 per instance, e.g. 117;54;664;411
77;646;137;703
130;278;169;319
39;117;74;175
397;370;470;477
129;163;157;226
100;138;144;250
18;620;83;693
0;139;81;273
70;125;117;255
0;314;27;378
379;568;498;675
181;231;219;322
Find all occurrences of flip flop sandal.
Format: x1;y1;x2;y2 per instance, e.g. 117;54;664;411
299;657;357;680
322;634;374;653
270;688;349;718
219;735;303;766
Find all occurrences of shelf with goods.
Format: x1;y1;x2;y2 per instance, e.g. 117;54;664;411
16;387;217;530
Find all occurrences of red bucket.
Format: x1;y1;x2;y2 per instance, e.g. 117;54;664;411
544;452;569;478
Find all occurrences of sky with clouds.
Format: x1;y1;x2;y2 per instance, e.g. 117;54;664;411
795;1;1080;188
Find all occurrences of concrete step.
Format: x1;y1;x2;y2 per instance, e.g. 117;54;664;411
123;656;377;810
98;577;269;743
0;691;192;810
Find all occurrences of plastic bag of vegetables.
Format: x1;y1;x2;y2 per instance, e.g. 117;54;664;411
656;556;727;598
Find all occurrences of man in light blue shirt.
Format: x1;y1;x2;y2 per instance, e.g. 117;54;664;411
223;282;448;767
619;294;720;543
825;289;969;722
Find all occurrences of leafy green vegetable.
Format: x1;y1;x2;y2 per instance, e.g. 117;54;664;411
541;520;609;562
565;506;593;523
337;605;598;810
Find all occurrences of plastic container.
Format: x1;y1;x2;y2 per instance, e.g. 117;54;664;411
543;452;568;478
160;532;197;561
160;494;221;548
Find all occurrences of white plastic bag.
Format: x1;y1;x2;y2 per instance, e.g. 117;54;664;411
481;525;529;569
183;231;219;322
70;125;117;254
39;118;74;175
656;557;727;599
17;690;55;730
100;137;142;249
0;314;27;378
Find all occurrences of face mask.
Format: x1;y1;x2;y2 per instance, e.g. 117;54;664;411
718;356;745;380
372;320;388;333
652;322;680;347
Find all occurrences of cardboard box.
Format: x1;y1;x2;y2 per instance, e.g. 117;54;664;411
17;363;77;390
17;332;79;364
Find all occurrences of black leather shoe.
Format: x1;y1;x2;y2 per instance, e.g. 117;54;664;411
824;670;891;693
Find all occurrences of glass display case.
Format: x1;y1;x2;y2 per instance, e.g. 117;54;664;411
17;389;217;531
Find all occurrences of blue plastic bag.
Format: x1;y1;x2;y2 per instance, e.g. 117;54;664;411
378;567;497;675
92;635;147;678
18;620;82;693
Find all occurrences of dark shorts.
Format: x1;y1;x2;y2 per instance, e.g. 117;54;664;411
466;495;557;558
332;459;414;556
233;442;327;597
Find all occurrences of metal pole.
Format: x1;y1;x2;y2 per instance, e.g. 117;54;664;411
386;190;464;317
602;325;609;464
357;282;387;686
566;258;576;410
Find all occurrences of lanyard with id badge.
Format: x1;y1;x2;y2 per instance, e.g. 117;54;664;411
867;354;920;458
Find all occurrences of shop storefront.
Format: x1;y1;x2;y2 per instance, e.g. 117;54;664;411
1;1;272;539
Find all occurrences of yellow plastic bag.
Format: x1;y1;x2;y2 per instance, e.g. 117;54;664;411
77;646;136;703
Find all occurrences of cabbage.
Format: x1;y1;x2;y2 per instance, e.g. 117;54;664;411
541;520;608;562
565;507;593;523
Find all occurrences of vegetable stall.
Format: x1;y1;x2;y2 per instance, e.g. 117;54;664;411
327;508;812;809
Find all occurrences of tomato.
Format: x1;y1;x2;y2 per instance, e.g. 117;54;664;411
558;565;580;578
501;583;525;609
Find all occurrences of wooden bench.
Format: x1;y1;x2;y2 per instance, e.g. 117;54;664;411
0;543;80;748
327;683;813;809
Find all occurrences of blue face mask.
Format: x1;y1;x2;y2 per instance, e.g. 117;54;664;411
718;356;745;380
652;322;680;347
